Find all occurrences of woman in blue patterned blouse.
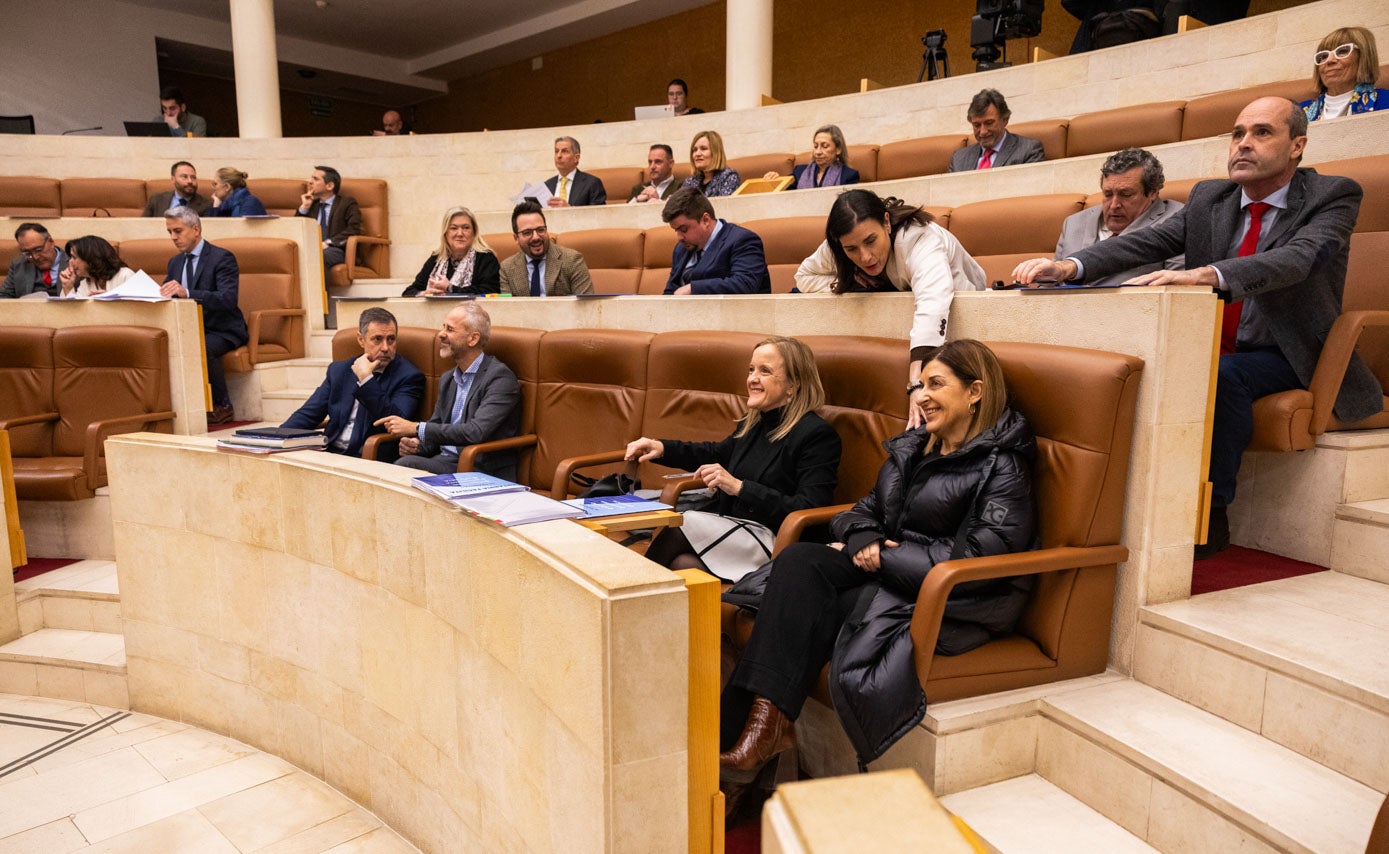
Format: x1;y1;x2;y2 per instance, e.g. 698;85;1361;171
1301;27;1388;121
682;130;741;197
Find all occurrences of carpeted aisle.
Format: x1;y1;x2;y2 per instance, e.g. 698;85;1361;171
12;557;79;583
1190;545;1326;595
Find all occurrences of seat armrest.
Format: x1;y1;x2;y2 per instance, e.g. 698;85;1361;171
85;410;176;490
246;307;308;364
1308;309;1389;434
345;234;391;281
361;433;397;461
549;449;631;499
772;503;855;556
456;434;538;473
908;544;1129;679
0;412;60;431
658;475;705;506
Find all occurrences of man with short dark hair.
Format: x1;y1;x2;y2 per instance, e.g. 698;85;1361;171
375;303;522;479
1053;147;1184;285
156;86;207;138
1013;97;1381;558
544;137;606;207
947;89;1045;172
281;307;424;459
1;224;67;298
295;165;362;269
497;202;595;297
661;187;770;295
629;145;678;203
143;161;211;216
161;208;248;424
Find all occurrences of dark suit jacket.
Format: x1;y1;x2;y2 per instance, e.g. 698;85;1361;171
664;221;772;295
402;251;501;297
1074;168;1381;422
497;243;595;297
789;164;861;188
281;355;425;457
545;170;607;206
627;179;679;202
948;133;1046;172
163;241;249;346
296;194;363;249
1;250;67;298
420;354;523;479
143;191;212;217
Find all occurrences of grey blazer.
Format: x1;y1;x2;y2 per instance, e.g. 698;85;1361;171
1054;198;1185;285
1073;168;1381;422
1;250;67;298
419;354;522;479
948;133;1046;172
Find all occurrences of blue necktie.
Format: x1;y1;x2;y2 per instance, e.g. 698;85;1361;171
184;253;197;285
317;203;329;239
529;259;543;297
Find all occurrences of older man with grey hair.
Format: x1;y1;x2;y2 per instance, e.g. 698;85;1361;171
544;136;606;207
1052;147;1185;285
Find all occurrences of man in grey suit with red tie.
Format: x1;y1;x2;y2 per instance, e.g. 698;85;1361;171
162;208;249;425
1011;97;1382;559
295;165;362;269
947;89;1046;173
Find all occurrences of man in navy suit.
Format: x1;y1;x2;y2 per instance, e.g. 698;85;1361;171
544;137;607;207
661;187;771;295
161;208;249;424
280;307;424;459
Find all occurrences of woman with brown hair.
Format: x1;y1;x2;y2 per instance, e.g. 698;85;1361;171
57;236;134;298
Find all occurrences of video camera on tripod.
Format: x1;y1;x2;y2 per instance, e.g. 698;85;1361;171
970;0;1045;71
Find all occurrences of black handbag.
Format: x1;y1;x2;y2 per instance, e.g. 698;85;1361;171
571;471;641;498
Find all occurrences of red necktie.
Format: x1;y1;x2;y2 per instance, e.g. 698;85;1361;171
1221;202;1271;354
42;268;52;286
979;148;994;169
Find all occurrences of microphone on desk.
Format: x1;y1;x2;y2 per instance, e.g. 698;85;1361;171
61;126;104;135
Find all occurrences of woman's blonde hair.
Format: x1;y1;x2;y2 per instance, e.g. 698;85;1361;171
434;206;493;259
1312;27;1380;91
921;339;1008;454
215;167;249;190
735;336;826;442
690;130;728;178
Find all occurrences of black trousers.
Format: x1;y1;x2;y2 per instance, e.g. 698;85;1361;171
204;331;242;408
721;541;871;749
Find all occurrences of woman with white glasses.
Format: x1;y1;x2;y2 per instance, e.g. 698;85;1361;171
1302;27;1388;121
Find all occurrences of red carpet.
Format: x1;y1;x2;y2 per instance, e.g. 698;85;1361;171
726;820;760;853
12;558;78;583
208;419;257;433
1191;545;1326;595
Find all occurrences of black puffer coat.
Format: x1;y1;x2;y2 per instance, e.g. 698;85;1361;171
725;406;1038;766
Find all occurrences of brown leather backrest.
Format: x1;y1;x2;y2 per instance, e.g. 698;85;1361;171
395;326;444;421
1088;179;1203;208
0;326;56;457
923;207;953;230
330;328;359;362
585;167;645;205
743;216;826;294
481;233;522;263
345;179;388;239
1065;101;1186;159
486;326;546;436
990;342;1143;658
243;178;308;217
976;252;1046;286
554;228;644;294
115;238;176;279
52;326;172;457
1317;155;1389;233
220;235;298;321
877;135;969;181
0;176;61;216
1008;119;1068;162
1345;232;1389;387
531;329;652;489
793;144;881;183
60;178;148;217
801;335;908;503
948;194;1086;256
639;226;680;294
726;153;795;184
639;331;765;483
1180;79;1314;140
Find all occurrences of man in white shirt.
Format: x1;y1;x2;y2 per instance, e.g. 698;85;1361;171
629;145;678;203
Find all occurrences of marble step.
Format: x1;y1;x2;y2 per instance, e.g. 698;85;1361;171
940;774;1158;854
1137;572;1389;791
0;629;129;709
14;560;121;635
254;358;331;393
1331;498;1389;583
333;279;407;300
259;390;320;423
1038;679;1381;854
308;330;335;359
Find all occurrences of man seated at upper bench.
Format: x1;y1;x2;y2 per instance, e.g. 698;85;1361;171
295;165;362;271
143;161;211;217
947;89;1045;172
1053;147;1185;285
497;202;595;297
662;187;771;295
281;307;424;460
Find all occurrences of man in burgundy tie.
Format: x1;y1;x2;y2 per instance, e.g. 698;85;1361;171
1011;96;1381;558
946;89;1046;173
1;223;68;298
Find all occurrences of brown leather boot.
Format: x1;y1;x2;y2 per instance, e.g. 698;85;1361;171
720;696;797;784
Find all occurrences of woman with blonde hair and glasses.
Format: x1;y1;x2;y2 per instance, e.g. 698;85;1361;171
625;336;842;584
1302;27;1388;121
402;206;500;296
682;130;741;198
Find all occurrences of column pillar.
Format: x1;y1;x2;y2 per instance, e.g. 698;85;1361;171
725;0;773;111
230;0;282;138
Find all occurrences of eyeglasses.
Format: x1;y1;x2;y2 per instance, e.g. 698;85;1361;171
1314;43;1356;65
516;227;548;239
18;241;51;258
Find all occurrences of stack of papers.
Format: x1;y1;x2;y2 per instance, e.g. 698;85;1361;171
92;270;168;301
561;494;673;519
412;472;582;526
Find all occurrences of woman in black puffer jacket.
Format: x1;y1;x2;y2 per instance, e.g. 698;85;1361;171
718;339;1038;817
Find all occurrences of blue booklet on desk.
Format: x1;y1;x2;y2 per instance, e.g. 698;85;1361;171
561;494;673;519
411;472;528;501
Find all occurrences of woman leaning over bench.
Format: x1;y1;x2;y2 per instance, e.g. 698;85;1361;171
625;336;841;585
795;190;986;411
718;339;1038;822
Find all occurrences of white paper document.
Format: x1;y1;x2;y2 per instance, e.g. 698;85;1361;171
93;270;169;301
512;181;554;206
